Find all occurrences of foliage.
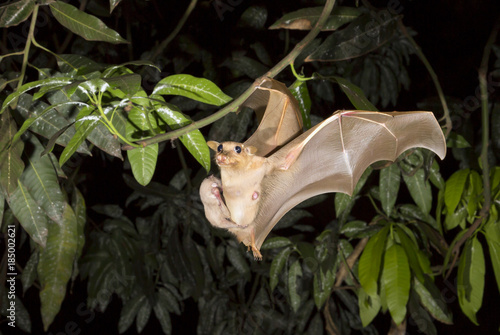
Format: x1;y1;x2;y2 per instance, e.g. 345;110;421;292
0;0;499;334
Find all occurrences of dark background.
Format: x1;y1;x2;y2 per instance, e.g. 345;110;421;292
3;0;500;334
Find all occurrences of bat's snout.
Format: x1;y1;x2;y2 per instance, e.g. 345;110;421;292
216;154;229;165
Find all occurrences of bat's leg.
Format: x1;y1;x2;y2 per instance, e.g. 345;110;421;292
249;228;263;260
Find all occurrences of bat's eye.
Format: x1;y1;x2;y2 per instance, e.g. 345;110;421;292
234;146;242;154
217;144;223;153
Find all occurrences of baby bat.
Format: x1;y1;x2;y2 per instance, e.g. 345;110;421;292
200;79;447;260
199;175;242;229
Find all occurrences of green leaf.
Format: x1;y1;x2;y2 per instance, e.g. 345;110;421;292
49;2;127;44
466;170;483;220
403;168;432;215
261;236;293;250
288;260;303;312
0;0;35;28
340;220;367;237
1;78;73;114
21;251;39;294
445;169;470;214
72;187;86;260
313;265;336;308
226;247;250;275
154;293;172;334
158;287;181;315
127;145;158;184
153;74;232;106
380;163;400;216
429;159;445;190
457;237;485;325
9;180;49;247
60;111;100;167
408;291;437;335
289;80;312;129
22;151;67;226
394;227;425;282
0;111;24;196
358;287;381;327
155;102;211;171
222;55;269;79
413;278;453;324
104;74;142;97
87;111;123;160
102;60;161;78
57;54;104;75
446;132;471;148
332;76;378;111
135;299;152;333
110;0;123;13
269;246;293;291
126;107;159;185
444;204;467;231
38;204;78;330
269;6;361;31
382;244;410;325
306;13;401;62
335;192;353;217
359;225;389;296
484;208;500;294
118;295;145;333
12;101;87;147
15;94;90;154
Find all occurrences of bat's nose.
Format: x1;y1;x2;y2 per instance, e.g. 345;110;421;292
217;155;227;164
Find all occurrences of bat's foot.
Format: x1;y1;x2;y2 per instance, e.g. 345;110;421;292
249;227;262;260
249;246;262;261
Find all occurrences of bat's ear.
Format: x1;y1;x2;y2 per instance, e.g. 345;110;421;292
245;146;258;155
207;141;219;151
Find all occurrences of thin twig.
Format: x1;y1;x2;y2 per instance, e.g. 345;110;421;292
334;237;368;287
123;0;337;150
398;21;452;138
14;5;39;97
149;0;198;61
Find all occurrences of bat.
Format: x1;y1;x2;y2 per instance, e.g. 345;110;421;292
199;175;241;229
200;79;446;260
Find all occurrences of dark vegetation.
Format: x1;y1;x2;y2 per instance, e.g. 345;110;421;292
1;0;500;334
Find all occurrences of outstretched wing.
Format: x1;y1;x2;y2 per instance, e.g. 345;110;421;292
241;77;303;156
252;110;446;249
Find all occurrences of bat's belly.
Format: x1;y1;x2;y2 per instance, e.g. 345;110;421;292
225;192;259;226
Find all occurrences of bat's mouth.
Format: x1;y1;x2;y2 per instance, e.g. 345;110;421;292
215;155;236;166
216;160;237;167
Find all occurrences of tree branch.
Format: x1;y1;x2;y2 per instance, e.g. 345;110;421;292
122;0;337;150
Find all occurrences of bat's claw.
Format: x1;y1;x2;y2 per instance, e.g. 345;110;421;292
249;246;262;261
249;228;262;260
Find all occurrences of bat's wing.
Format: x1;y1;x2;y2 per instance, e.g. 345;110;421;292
253;110;446;249
241;78;303;156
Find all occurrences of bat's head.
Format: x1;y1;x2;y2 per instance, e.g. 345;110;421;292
207;141;258;168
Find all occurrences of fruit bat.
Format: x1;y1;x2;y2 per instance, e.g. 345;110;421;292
200;78;446;260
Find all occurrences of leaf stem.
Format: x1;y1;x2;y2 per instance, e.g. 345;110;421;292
123;0;337;150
